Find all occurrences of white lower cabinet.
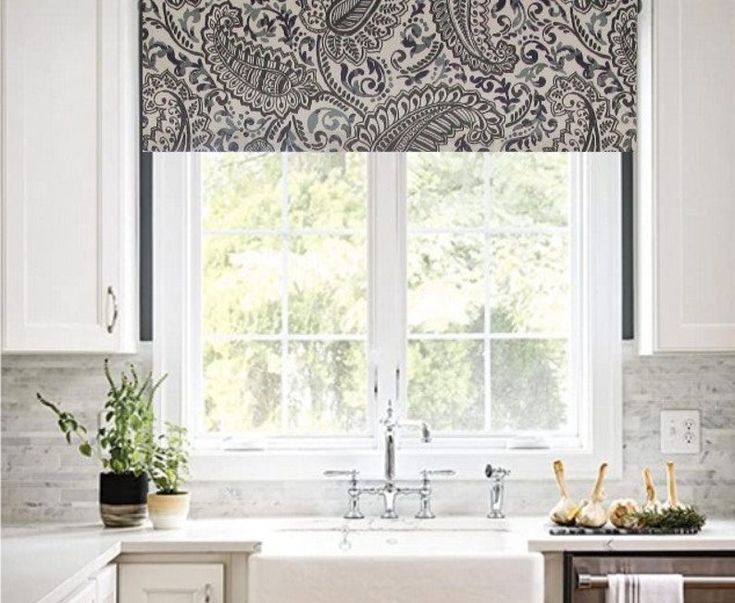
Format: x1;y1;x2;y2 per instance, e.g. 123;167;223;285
95;565;118;603
118;563;224;603
62;581;97;603
61;564;116;603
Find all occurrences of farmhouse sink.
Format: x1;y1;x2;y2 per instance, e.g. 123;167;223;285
248;521;543;603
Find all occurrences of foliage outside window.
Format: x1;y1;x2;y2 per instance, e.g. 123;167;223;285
198;153;577;442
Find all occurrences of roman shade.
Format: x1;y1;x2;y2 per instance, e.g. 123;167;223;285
141;0;637;152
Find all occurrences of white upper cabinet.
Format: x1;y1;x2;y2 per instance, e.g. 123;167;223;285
637;0;735;353
1;0;138;353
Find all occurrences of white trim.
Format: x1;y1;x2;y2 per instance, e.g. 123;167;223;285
154;153;622;480
153;153;199;429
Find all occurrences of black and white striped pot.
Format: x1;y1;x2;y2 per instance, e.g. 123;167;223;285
99;472;148;528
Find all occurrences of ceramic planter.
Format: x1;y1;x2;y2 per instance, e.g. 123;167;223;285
147;492;191;529
99;472;148;528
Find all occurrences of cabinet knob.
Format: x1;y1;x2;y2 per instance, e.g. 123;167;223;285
105;286;118;334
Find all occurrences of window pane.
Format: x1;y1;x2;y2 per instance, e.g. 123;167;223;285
199;153;369;438
288;235;367;334
407;154;485;228
407;340;484;431
202;154;282;230
490;339;569;432
407;234;484;333
203;340;282;434
288;341;367;434
406;153;574;437
203;235;281;335
490;233;570;334
489;154;570;227
288;154;367;229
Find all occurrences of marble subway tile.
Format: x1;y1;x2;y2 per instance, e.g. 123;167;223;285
3;341;735;522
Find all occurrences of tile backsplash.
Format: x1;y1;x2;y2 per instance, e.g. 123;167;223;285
2;342;734;523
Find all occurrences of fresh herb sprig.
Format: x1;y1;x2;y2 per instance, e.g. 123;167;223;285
627;507;706;532
37;360;166;476
147;423;190;495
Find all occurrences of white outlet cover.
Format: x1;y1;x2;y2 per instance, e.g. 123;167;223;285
660;409;701;454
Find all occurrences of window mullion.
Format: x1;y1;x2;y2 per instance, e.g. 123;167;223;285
483;154;493;432
370;153;405;432
279;154;290;435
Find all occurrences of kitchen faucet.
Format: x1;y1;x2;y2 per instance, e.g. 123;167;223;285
325;368;454;519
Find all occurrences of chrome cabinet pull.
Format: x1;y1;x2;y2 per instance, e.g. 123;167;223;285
204;582;212;603
106;286;118;334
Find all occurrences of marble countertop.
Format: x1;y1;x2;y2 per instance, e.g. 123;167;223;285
520;518;735;553
3;517;734;603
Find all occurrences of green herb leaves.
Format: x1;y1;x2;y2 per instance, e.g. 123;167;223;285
37;360;167;477
147;423;190;495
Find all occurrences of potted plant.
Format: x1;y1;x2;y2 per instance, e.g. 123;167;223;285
147;423;191;529
37;360;165;528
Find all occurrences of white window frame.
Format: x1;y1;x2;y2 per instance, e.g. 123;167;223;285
153;152;622;481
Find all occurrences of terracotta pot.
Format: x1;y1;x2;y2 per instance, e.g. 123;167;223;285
99;472;148;528
147;492;191;529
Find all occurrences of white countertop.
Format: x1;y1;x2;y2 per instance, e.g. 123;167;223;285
2;516;734;603
519;518;735;553
1;519;263;603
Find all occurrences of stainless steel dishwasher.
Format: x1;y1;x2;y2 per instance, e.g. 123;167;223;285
565;553;735;602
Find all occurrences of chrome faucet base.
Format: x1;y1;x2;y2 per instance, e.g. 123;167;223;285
325;368;460;519
487;510;505;519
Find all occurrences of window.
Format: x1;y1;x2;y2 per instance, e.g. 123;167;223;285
154;153;621;479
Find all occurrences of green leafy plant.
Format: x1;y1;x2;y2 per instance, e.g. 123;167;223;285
148;423;190;495
626;507;707;532
37;359;166;476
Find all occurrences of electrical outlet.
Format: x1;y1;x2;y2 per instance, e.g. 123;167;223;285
660;410;700;454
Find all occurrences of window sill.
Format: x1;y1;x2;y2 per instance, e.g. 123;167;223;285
189;445;622;482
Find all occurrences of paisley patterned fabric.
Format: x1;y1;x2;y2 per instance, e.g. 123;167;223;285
141;0;637;152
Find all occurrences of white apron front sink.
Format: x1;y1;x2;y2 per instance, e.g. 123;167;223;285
248;526;543;603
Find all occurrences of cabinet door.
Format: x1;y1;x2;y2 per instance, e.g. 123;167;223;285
1;0;138;353
118;564;224;603
637;0;735;353
95;564;118;603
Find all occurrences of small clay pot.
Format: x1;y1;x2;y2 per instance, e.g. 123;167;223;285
147;492;191;529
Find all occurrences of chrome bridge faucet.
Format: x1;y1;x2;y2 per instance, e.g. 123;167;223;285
325;368;455;519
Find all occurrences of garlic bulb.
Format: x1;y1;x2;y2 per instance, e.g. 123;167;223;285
663;461;688;510
641;467;663;513
576;462;609;528
549;459;580;525
608;498;640;529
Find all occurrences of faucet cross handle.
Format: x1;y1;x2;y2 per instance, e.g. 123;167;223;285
324;469;360;485
324;470;364;520
420;469;456;486
415;470;454;520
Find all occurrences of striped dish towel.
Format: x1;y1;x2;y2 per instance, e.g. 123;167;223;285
606;574;684;603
